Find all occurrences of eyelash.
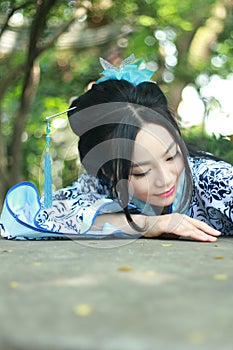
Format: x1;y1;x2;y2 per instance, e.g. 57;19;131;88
132;170;150;178
166;150;179;161
132;151;179;177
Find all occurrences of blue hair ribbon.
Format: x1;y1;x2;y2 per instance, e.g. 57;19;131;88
96;54;155;86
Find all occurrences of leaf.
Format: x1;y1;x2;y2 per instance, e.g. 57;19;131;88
9;281;19;288
213;274;229;280
118;266;134;272
73;304;93;316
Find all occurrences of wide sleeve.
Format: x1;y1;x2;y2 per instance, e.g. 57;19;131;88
189;158;233;235
35;173;124;235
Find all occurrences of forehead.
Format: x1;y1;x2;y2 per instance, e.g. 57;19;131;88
134;123;174;151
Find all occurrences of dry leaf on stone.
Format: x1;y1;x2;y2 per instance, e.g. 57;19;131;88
73;304;93;316
213;274;229;280
3;249;13;253
9;281;19;288
118;266;134;272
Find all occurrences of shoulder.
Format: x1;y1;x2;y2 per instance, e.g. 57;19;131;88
188;156;233;180
187;157;233;234
188;156;233;201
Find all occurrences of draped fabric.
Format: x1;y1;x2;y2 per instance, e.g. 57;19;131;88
1;157;232;239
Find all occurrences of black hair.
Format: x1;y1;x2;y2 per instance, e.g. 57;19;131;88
67;80;199;231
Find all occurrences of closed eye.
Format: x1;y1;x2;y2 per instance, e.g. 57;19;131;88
166;150;179;161
132;169;151;178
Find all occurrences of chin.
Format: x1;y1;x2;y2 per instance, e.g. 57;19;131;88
149;196;175;208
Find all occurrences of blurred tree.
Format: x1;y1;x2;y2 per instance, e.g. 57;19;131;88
0;0;232;208
0;0;77;205
115;0;233;110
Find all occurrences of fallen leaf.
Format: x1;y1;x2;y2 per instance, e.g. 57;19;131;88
213;274;229;280
214;255;224;259
73;304;93;316
9;281;19;288
118;266;134;272
161;243;173;247
3;249;13;253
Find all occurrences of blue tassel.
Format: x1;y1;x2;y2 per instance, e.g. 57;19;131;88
44;122;53;208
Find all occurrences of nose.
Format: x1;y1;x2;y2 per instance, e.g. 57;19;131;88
153;167;173;189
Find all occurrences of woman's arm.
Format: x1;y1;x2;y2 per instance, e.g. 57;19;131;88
93;213;221;242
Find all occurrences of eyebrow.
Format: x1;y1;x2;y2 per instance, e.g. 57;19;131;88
132;140;176;168
162;140;176;156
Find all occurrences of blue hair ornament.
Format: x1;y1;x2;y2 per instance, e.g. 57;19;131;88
44;120;53;209
96;53;155;86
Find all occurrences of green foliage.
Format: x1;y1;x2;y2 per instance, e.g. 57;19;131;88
0;0;233;198
182;125;233;164
20;45;104;190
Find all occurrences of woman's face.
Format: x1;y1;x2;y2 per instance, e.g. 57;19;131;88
129;123;184;209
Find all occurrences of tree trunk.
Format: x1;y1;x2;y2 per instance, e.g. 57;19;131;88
0;110;10;208
5;0;60;186
0;0;76;210
167;80;187;116
10;62;40;185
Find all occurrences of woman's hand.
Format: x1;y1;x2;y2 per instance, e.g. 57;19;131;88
144;213;221;242
94;213;221;242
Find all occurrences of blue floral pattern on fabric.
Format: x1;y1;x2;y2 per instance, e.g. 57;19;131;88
188;158;233;234
1;157;232;239
35;174;112;234
35;157;233;236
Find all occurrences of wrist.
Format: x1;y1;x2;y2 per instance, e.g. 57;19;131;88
139;215;163;237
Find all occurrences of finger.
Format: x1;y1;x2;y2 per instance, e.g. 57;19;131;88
169;215;219;241
186;230;218;242
176;226;218;242
186;217;221;237
165;214;220;238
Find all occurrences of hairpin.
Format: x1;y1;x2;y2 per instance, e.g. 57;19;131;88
43;106;76;208
96;53;155;86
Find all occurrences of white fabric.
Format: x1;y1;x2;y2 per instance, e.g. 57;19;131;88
1;157;232;239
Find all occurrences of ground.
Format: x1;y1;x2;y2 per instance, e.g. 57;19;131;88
0;236;233;350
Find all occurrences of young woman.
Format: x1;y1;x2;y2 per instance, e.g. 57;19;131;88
1;57;232;240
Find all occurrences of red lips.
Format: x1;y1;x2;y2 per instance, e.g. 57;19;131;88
155;185;175;198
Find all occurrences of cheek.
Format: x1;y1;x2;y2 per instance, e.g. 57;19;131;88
173;154;185;176
129;178;149;199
